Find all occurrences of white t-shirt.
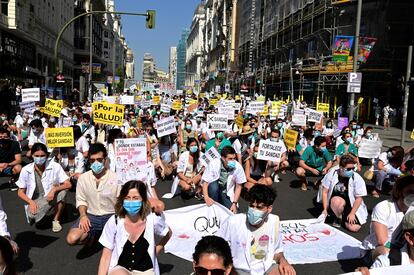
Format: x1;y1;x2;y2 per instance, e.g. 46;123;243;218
362;200;405;249
75;136;90;154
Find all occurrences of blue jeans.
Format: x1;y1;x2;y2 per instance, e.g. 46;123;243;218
208;180;233;210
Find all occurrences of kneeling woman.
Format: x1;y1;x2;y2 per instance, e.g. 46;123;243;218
16;143;71;233
244;143;272;189
321;154;368;232
98;180;172;275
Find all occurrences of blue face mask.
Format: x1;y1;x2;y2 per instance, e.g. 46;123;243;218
314;131;321;137
90;161;104;174
189;145;198;153
247;207;267;226
175;121;180;127
345;137;352;143
186;125;192;130
227;160;236;170
277;123;283;128
123;200;142;216
247;135;253;141
343;169;354;178
319;146;327;152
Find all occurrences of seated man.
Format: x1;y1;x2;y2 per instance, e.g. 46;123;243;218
218;185;296;275
202;146;246;213
0;128;22;189
296;136;333;191
320;154;368;231
266;128;289;183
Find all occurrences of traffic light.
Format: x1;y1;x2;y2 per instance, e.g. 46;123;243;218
146;10;156;29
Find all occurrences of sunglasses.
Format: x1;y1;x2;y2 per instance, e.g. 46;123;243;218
194;267;225;275
344;167;354;171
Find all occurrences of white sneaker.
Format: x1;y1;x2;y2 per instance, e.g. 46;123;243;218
52;220;62;233
274;174;280;183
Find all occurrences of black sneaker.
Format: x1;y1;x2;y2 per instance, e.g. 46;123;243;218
332;217;342;228
9;179;18;191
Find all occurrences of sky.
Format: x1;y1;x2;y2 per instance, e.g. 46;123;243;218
116;0;201;80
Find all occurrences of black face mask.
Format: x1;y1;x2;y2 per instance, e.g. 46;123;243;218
0;138;11;147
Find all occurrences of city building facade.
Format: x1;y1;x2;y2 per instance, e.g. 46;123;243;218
176;29;189;90
169;46;177;88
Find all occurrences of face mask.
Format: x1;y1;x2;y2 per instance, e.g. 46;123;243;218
72;117;78;123
356;125;361;129
314;131;321;137
343;169;354;178
217;132;224;140
34;116;40;119
345;137;352;144
319;146;327;152
186;125;192;130
123;200;142;216
90;161;104;174
154;118;159;122
352;125;357;130
253;152;258;159
0;139;11;146
247;207;267;226
49;117;56;123
189;145;198;153
387;151;394;158
277;123;283;128
227;160;236;170
33;156;47;166
260;118;265;123
83;122;89;127
327;123;332;128
403;194;414;208
270;137;278;142
366;132;372;137
175;121;180;127
0;116;6;120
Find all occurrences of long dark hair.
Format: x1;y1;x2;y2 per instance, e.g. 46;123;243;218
0;236;16;275
115;180;151;219
193;235;233;270
389;146;405;168
186;137;199;170
107;128;124;145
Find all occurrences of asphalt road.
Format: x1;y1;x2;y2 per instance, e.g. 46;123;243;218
0;164;390;275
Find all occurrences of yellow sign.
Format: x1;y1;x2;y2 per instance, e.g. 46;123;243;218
92;102;125;126
257;96;265;102
44;98;63;117
189;99;198;105
284;129;298;150
235;95;241;101
199;93;205;99
210;98;218;106
45;127;74;148
172;100;182;111
411;129;414;140
152;95;161;105
358;97;364;105
235;116;244;128
186;89;193;95
317;103;330;113
222;93;227;99
135;96;142;101
261;105;269;116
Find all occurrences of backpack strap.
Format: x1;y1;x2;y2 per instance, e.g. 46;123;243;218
388;247;402;266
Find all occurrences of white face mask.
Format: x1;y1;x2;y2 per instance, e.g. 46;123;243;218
404;194;414;208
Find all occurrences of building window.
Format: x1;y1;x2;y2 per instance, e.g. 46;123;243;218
104;41;108;49
1;0;8;16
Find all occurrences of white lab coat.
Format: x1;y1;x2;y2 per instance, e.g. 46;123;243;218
321;168;368;224
218;213;282;275
16;161;69;220
0;195;10;237
99;213;170;275
201;158;247;203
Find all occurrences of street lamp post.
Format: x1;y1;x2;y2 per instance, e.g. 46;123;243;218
349;0;362;120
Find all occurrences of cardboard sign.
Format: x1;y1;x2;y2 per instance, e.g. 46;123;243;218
161;104;171;114
142;100;151;109
20;101;35;110
172;101;182;111
317;103;330;113
210;98;218;106
200;147;221;167
292;114;307;126
218;107;235;120
156;116;177;137
120;95;134;105
284;129;298;150
21;88;40;102
257;95;265;102
105;96;117;104
151;95;161;105
307;109;323;123
207;114;228;131
257;139;283;162
43;98;63;117
114;138;148;184
247;102;265;115
338;117;349;130
45;127;74;148
358;138;383;159
261;105;269;116
92;102;125;126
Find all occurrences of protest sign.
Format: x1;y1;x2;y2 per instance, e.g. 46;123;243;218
200;147;221;167
281;219;362;264
307;109;323;123
338;117;349;130
21;88;40;102
210;98;218;106
218;107;235;120
92;102;125;126
105;96;117;104
257;139;283;162
247;102;265;115
160;104;171;114
142;100;151;109
257;95;265;102
207;114;228;131
189;99;198;105
164;203;233;261
411;129;414;140
151;95;161;105
358;138;382;159
120;95;134;105
292;114;306;126
261;105;269;116
176;90;183;95
342;265;414;275
43;98;63;117
293;108;305;115
45;127;74;148
24;108;35;117
223;100;235;108
114;138;147;184
19;101;35;110
172;101;182;111
235;116;244;128
284;129;298;150
234;102;241;110
317;103;330;113
156;116;177;137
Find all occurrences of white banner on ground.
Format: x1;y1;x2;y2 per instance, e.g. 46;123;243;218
218;107;235;120
156;116;177;137
114;138;148;184
200;147;221;167
164;203;233;261
207;114;228;131
292;114;307;126
160;104;171;114
21;88;40;102
247;102;265;115
307;109;323;123
281;219;362;264
257;139;282;162
342;265;414;275
358;138;382;159
120;95;134;105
